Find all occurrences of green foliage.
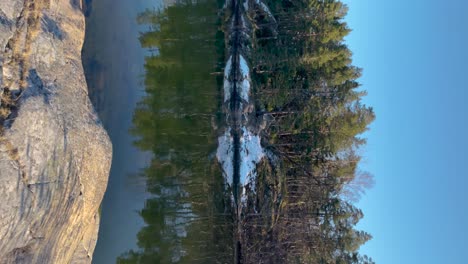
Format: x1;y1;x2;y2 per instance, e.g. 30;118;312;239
248;0;375;262
119;0;374;263
119;1;234;263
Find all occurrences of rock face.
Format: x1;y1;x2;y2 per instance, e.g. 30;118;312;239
0;0;111;263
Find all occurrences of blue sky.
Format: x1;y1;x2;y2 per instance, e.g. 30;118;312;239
342;0;468;263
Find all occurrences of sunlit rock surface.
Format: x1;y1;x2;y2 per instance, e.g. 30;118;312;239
0;0;111;263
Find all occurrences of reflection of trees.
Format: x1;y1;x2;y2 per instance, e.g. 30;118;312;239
117;1;233;263
117;0;375;263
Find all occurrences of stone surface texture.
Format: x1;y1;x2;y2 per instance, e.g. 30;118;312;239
0;0;111;263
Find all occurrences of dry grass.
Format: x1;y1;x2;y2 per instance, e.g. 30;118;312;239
0;0;50;122
0;126;19;162
0;89;14;121
0;108;10;119
0;0;50;176
4;0;50;90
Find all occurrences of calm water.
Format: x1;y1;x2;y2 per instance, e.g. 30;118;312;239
83;0;233;263
83;0;376;263
82;0;161;262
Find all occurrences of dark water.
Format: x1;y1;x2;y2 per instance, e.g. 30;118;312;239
83;0;233;263
116;1;237;262
82;0;162;262
83;0;374;263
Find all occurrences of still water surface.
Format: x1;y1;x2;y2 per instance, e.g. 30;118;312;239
83;0;160;262
82;0;377;262
83;0;232;262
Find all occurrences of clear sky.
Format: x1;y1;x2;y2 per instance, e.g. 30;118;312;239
342;0;468;263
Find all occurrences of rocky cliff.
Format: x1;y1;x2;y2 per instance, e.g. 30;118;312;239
0;0;111;263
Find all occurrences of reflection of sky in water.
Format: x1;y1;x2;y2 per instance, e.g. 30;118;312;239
90;0;273;261
83;0;162;262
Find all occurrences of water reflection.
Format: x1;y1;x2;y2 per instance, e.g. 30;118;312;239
82;0;161;262
92;0;375;263
118;1;235;262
